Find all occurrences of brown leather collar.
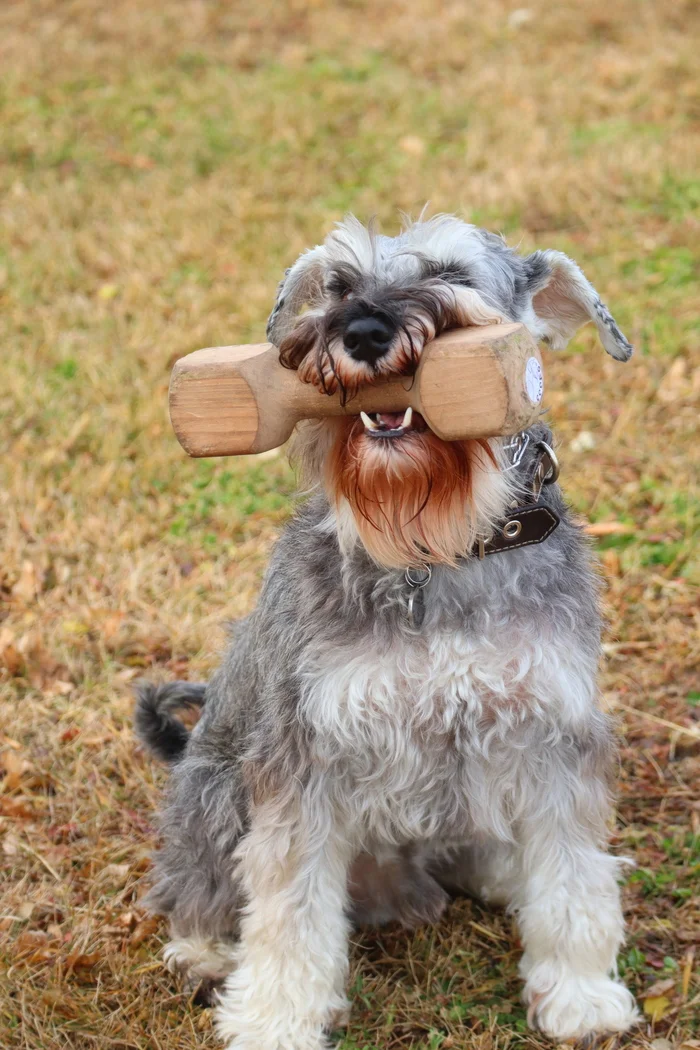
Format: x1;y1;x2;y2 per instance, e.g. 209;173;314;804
474;440;560;559
403;440;561;628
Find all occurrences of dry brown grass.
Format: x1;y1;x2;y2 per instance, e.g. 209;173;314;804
1;1;698;1047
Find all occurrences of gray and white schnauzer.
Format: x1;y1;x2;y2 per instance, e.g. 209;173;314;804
136;214;639;1048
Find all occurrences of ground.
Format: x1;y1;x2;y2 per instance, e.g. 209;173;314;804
0;1;698;1047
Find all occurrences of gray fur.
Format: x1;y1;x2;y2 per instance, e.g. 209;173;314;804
138;216;638;1046
148;428;602;933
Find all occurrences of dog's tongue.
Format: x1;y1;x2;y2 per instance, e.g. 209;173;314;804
376;412;406;429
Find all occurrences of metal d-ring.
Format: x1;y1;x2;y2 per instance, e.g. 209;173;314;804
537;441;560;484
533;441;560;497
405;564;432;629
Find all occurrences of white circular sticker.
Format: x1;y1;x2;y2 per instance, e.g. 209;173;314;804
525;357;544;404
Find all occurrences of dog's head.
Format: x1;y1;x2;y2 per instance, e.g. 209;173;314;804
268;215;631;569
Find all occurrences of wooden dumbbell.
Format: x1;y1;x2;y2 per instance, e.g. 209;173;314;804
169;322;544;457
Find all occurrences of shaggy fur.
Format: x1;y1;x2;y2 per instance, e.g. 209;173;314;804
136;215;639;1049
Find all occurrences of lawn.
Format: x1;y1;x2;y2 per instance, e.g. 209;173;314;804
0;1;698;1047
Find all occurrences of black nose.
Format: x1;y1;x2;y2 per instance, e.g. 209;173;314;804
343;316;394;364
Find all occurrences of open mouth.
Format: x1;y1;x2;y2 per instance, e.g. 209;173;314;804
359;407;428;439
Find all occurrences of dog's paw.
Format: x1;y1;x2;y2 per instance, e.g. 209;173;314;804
163;936;235;985
217;1013;332;1050
395;871;450;929
523;964;639;1040
216;978;348;1050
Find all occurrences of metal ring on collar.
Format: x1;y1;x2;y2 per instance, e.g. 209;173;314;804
503;519;522;540
536;441;560;485
405;565;432;588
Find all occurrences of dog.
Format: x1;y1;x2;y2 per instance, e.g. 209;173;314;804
135;214;639;1048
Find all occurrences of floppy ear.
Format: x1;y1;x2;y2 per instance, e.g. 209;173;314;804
525;249;633;361
266;246;326;346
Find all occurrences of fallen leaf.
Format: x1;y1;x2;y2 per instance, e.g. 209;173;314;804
399;135;426;156
644;995;671;1021
0;796;37;819
12;561;39;602
508;7;533;28
570;430;596;454
105;150;155;170
0;750;32;790
28;903;64;928
645;977;676;998
44;679;74;697
682;947;695;998
130;915;160;947
100;862;130;884
584;521;635;537
15;929;55;964
66;950;102;971
116;667;139;682
38;989;79;1018
657;357;688;403
122;807;154;836
0;627;24;675
47;823;82;844
97;283;119;301
601;549;621;577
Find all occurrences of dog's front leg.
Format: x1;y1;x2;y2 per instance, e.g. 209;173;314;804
513;740;639;1041
216;788;353;1050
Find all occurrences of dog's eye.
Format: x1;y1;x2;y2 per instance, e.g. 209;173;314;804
328;282;353;300
326;274;356;300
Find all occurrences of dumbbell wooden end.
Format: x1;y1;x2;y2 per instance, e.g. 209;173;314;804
169;323;545;458
416;324;543;441
169;344;268;458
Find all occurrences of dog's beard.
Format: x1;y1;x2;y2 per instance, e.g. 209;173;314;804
326;419;500;569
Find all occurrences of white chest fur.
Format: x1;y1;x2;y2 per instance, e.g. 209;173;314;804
298;626;596;844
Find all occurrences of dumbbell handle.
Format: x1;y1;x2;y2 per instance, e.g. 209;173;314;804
169;322;544;457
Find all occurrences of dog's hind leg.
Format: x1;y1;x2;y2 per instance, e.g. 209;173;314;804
144;748;246;997
216;780;354;1050
429;839;521;908
348;846;450;929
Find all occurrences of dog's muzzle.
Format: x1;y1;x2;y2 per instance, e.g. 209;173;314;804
343;314;395;365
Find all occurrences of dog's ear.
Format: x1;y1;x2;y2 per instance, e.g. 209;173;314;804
266;246;326;346
524;250;633;361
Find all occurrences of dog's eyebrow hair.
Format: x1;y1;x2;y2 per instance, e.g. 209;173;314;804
326;264;363;296
421;258;475;286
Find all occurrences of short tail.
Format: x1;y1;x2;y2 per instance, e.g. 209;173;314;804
134;681;207;763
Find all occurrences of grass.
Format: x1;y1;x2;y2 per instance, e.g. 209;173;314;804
0;0;698;1047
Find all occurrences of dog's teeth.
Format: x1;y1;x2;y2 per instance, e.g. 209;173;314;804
402;407;413;429
360;411;378;430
